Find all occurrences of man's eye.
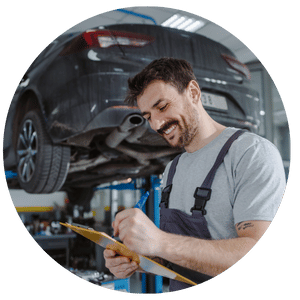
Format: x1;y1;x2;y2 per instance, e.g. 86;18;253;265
159;104;168;111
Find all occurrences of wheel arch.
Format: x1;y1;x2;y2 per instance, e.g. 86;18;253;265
13;90;43;147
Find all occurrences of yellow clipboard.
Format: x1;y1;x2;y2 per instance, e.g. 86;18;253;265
60;223;196;286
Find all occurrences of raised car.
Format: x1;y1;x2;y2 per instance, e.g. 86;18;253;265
3;24;260;204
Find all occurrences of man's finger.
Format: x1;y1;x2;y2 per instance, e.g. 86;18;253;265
113;208;136;237
103;249;116;258
117;217;134;242
110;261;139;278
105;254;131;268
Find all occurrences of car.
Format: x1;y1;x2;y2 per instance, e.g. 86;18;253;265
3;23;260;205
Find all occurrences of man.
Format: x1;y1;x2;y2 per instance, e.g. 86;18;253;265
104;58;286;291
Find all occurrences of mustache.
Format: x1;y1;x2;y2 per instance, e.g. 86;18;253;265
157;120;178;135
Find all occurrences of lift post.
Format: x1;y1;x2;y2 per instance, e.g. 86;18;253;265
141;175;163;293
96;175;163;293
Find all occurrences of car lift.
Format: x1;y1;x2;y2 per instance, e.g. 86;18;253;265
96;175;163;293
141;175;163;293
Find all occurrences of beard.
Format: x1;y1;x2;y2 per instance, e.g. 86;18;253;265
177;116;198;148
157;105;199;149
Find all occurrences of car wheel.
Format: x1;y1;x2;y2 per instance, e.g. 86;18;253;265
16;109;70;193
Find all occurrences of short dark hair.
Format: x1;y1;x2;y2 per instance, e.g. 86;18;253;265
125;57;197;106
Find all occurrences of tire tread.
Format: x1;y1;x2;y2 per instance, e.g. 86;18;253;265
17;109;70;194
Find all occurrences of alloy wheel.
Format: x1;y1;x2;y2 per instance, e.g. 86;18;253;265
17;119;38;182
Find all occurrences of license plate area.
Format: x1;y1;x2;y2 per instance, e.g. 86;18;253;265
201;92;228;111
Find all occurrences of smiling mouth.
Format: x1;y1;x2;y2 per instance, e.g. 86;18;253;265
157;121;178;136
164;124;177;135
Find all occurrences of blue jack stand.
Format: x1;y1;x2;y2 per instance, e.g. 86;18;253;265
141;175;163;293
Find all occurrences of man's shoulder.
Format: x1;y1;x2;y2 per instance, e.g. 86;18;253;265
227;129;283;175
232;128;280;157
225;127;269;145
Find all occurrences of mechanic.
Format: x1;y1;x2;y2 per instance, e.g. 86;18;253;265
103;58;286;291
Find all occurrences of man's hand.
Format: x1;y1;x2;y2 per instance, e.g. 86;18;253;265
103;249;139;278
112;208;163;256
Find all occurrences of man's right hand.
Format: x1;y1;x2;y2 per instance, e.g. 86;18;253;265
103;249;139;278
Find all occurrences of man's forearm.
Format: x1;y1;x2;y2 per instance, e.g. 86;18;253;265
156;232;257;277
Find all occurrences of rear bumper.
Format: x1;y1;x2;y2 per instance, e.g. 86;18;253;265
48;105;143;142
46;70;260;142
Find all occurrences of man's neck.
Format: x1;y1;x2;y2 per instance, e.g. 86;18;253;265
185;121;226;153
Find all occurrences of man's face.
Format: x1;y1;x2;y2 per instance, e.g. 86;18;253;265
137;80;200;149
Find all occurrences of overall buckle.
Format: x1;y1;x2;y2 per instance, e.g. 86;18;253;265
160;184;173;208
191;187;212;215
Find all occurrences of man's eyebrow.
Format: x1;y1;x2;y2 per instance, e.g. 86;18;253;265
152;99;164;108
141;99;164;117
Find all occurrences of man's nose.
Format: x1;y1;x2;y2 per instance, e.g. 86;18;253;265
150;116;165;133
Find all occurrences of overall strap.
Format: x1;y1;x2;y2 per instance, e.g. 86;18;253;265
191;129;245;214
160;153;182;208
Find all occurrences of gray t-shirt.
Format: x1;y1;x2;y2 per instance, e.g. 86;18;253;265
161;127;286;240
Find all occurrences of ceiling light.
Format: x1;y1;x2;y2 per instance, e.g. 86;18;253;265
161;14;180;27
169;16;187;28
161;14;205;32
184;20;205;32
177;18;193;30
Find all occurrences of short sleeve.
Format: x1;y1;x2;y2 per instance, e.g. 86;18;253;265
232;140;286;224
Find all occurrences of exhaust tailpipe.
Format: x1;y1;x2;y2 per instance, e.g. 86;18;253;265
105;114;145;148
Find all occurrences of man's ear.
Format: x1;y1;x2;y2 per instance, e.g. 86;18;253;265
187;80;201;104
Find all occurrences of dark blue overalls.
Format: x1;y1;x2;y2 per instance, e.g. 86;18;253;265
160;130;245;291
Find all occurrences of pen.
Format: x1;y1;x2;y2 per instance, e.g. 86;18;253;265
112;191;150;238
133;191;150;210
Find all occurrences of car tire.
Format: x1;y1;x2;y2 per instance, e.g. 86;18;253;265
16;109;70;193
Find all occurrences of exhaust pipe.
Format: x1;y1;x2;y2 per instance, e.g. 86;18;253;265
105;114;145;148
104;113;181;167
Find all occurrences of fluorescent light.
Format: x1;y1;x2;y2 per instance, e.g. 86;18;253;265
169;16;187;28
184;20;205;32
177;18;193;30
161;14;180;27
161;14;205;32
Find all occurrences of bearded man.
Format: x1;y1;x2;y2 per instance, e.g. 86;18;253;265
103;58;286;291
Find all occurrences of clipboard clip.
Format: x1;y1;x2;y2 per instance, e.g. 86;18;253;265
69;222;94;231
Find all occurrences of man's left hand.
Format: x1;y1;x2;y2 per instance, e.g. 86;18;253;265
112;208;163;256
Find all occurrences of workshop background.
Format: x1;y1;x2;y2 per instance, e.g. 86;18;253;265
3;6;289;294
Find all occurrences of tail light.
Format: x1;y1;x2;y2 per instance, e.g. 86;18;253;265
60;30;155;55
222;54;251;80
83;30;155;48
